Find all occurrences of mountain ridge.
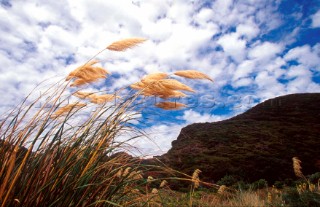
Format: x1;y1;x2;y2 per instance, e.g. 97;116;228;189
159;93;320;183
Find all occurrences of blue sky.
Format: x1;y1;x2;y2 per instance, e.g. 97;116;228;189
0;0;319;156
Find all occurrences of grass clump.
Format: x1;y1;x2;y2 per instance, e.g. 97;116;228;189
0;38;214;206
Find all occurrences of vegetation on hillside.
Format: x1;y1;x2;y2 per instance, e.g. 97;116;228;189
160;93;320;184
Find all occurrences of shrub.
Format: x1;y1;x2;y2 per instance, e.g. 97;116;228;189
283;188;320;207
251;179;268;190
217;175;239;186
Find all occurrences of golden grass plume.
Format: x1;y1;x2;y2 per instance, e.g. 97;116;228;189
174;70;213;82
292;157;304;178
156;79;195;92
67;60;109;87
89;94;120;104
106;38;146;51
192;169;202;189
52;103;86;118
141;72;168;83
155;101;186;110
73;91;94;99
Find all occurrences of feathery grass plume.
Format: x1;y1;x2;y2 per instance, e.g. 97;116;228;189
141;72;168;83
89;94;120;104
155;101;186;110
51;102;86;118
130;81;146;90
73;91;94;99
70;73;107;87
106;38;146;51
67;60;109;87
159;90;187;99
74;66;108;80
174;70;213;82
292;157;304;178
69;72;108;87
141;86;186;98
156;79;195;92
66;60;100;80
192;169;202;189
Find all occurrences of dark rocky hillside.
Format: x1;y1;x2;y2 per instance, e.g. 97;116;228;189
159;93;320;183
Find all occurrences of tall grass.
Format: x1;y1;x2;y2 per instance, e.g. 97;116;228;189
0;38;214;206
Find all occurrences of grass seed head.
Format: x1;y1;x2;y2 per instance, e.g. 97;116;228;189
141;72;168;83
157;79;195;92
155;101;186;110
174;70;213;82
106;38;146;51
292;157;304;178
73;91;94;99
51;103;86;118
89;94;119;104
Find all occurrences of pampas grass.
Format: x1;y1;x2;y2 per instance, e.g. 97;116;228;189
51;102;87;119
0;37;215;206
292;157;304;179
89;94;120;104
174;70;213;82
141;72;168;82
155;102;186;110
106;38;147;51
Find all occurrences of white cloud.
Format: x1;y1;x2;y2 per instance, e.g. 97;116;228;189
182;109;226;124
248;42;283;61
236;21;260;40
217;33;247;62
233;77;254;88
233;60;256;80
284;44;320;69
311;10;320;28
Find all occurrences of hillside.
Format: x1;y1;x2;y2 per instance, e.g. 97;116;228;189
159;93;320;183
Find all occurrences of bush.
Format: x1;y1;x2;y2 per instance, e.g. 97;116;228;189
283;188;320;207
308;172;320;183
274;180;285;189
251;179;268;190
217;175;239;186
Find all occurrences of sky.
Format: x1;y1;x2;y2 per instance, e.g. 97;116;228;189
0;0;319;156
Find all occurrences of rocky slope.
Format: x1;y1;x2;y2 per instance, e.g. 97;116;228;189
159;93;320;183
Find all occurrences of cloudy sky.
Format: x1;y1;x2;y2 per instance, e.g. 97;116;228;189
1;0;319;156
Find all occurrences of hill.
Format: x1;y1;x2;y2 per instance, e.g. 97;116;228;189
159;93;320;184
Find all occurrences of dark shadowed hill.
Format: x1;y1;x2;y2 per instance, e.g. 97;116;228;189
159;93;320;184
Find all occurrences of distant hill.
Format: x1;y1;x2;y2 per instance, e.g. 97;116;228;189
159;93;320;183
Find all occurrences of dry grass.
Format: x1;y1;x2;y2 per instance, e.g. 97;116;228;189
89;94;120;104
293;157;304;179
174;70;213;82
0;37;215;206
155;102;186;110
106;38;147;51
